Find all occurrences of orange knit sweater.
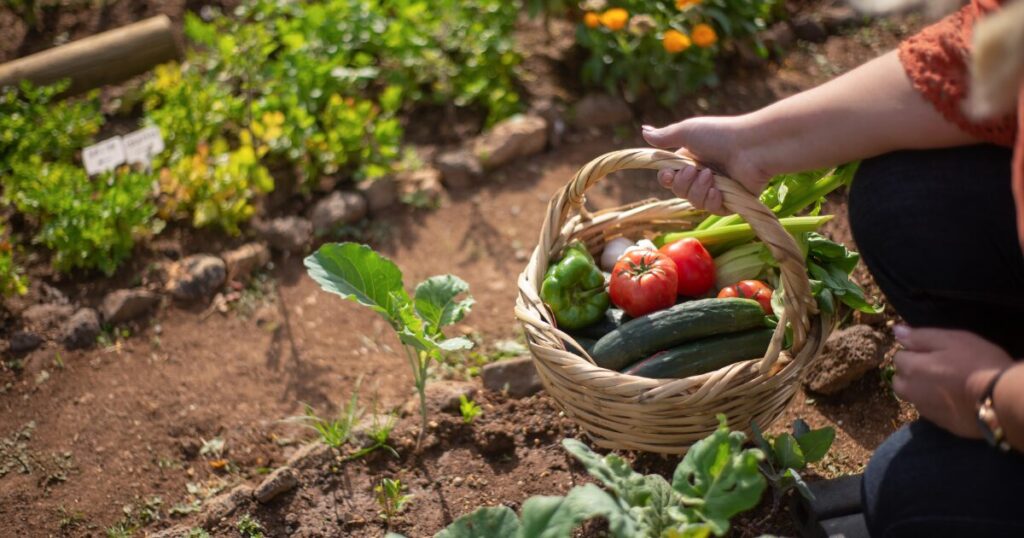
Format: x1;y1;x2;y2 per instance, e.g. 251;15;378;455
898;0;1023;248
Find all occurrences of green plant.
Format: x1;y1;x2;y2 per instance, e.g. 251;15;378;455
350;410;400;460
236;513;265;538
751;418;835;506
458;395;482;424
296;388;361;449
187;528;211;538
393;415;765;537
0;223;27;297
573;0;778;104
375;477;413;523
305;242;474;445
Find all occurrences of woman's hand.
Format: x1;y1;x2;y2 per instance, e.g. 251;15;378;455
892;325;1014;439
642;116;770;215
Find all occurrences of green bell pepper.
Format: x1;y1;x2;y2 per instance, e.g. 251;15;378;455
541;242;610;329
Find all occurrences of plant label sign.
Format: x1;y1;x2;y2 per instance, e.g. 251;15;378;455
82;137;126;176
123;127;165;165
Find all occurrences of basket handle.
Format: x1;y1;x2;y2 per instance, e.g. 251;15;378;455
538;147;817;366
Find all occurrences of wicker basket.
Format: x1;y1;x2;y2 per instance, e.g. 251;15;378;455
515;148;832;454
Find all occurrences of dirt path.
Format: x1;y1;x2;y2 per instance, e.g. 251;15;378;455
0;13;923;536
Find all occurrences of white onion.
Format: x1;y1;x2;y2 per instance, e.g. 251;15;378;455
600;237;634;271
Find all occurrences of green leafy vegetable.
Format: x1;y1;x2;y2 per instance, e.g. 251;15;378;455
752;418;836;506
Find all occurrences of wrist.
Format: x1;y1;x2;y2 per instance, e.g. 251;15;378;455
967;367;1006;404
720;114;772;190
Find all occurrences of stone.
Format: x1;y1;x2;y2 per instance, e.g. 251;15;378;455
100;288;160;324
22;303;74;331
482;356;543;398
201;484;253;528
472;114;548;170
356;177;399;213
253;467;299;503
310;191;368;235
436;149;483;189
804;325;886;395
399;167;445;207
221;243;270;283
254;216;313;253
790;15;828;43
61;308;100;350
165;255;226;301
570;94;633;129
8;331;43;354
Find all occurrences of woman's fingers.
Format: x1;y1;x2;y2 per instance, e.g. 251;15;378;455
688;168;714;208
657;168;674;188
704;186;725;215
671;166;699;199
657;165;728;214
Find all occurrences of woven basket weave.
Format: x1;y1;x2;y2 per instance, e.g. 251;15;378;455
515;148;832;454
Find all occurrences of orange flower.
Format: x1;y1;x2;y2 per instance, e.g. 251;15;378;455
676;0;701;9
600;8;629;31
584;11;600;28
692;23;718;47
662;29;692;53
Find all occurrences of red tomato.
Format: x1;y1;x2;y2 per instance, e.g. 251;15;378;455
659;238;715;297
609;249;678;317
718;280;773;314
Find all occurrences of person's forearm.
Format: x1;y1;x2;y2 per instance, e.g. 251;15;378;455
736;50;981;177
992;363;1024;451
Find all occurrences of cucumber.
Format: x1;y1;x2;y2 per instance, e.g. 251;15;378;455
590;298;767;371
565;336;598;358
621;328;773;379
568;308;629;340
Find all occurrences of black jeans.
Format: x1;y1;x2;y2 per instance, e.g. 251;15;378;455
849;145;1024;537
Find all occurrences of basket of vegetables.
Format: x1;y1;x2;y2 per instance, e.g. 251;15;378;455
516;148;872;454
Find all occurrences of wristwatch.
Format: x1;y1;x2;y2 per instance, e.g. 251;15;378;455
977;368;1012;452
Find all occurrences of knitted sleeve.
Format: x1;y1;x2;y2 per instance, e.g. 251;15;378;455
898;0;1016;146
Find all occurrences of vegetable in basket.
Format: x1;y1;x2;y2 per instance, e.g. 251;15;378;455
541;241;610;329
659;237;716;297
622;328;774;379
719;280;774;314
608;248;677;317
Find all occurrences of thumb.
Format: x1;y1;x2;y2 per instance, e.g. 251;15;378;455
642;121;693;149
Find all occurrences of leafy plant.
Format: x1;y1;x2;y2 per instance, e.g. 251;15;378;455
295;387;361;449
573;0;779;104
751;418;835;506
0;223;27;297
186;528;211;538
375;477;413;523
395;415;766;537
458;394;482;424
305;242;474;445
236;513;265;538
804;233;883;315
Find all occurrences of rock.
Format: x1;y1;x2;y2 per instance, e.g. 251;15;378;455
407;380;477;414
254;216;313;253
399;167;445;207
61;308;100;350
165;255;226;301
253;467;299;503
820;5;861;32
570;94;633;129
221;243;270;283
436;149;483;189
356;177;399;213
285;442;332;469
472;114;548;170
201;484;253;528
474;422;515;456
310;191;368;236
790;15;828;43
804;325;886;395
8;331;43;354
22;303;74;331
100;289;160;324
482;356;543;398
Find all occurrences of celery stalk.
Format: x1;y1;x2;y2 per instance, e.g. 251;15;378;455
655;215;833;248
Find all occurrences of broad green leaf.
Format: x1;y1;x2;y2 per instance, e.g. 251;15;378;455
792;419;810;438
435;506;520;538
783;468;814;501
672;416;766;535
794;427;835;463
518;484;629;538
304;243;409;325
414;275;474;335
562;439;650;507
438;336;473;351
663;523;715;538
772;433;805;470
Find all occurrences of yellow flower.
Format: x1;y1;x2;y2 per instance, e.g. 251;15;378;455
600;8;629;31
584;11;600;28
692;23;718;47
662;29;691;53
676;0;701;9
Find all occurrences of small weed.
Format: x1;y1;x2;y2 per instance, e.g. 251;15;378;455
56;505;86;533
459;395;482;424
186;528;211;538
346;410;399;461
375;478;412;523
236;513;265;538
293;385;361;449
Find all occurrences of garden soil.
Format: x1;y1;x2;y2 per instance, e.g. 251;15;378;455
0;4;922;536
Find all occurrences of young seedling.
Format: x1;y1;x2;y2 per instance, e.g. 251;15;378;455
306;243;474;447
295;388;362;449
347;411;399;461
236;514;265;538
459;394;482;424
375;478;412;524
751;418;836;509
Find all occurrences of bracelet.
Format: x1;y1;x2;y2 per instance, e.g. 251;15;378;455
977;367;1012;452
